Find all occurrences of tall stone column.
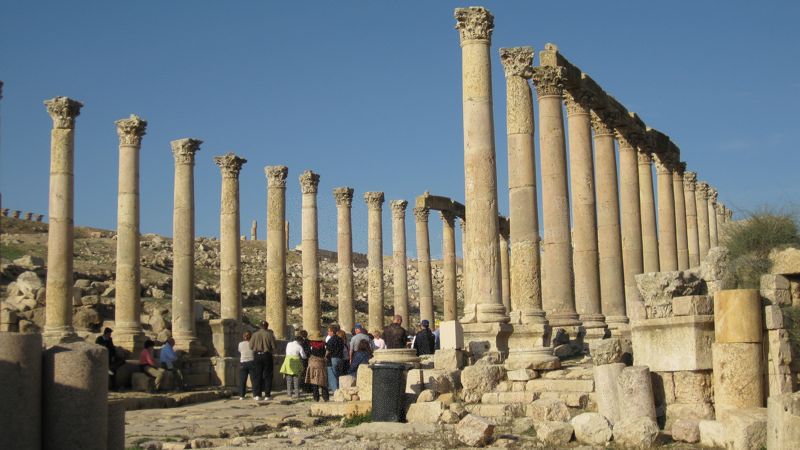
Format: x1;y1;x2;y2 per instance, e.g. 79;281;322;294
215;153;246;321
265;166;288;338
683;172;700;267
171;138;202;354
616;132;645;317
715;203;726;237
592;112;628;331
334;187;355;332
300;170;321;335
696;182;711;259
460;218;469;311
564;89;606;338
498;217;511;316
391;200;410;326
654;153;678;271
532;64;579;328
364;192;385;332
113;114;147;352
442;210;459;321
414;207;434;325
455;7;506;324
708;188;719;247
672;163;690;270
250;220;257;241
43;97;82;343
638;150;660;273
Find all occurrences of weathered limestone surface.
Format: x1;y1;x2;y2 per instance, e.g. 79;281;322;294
714;289;762;343
613;416;659;448
364;192;385;331
767;392;800;450
0;332;42;450
683;171;700;267
654;152;678;271
593;362;624;425
770;247;800;275
414;207;434;325
713;342;764;411
635;270;703;318
617;132;645;314
215;153;246;323
334;187;355;332
300;170;321;334
266;166;289;338
638;150;660;273
696;182;711;259
632;315;714;371
673;164;690;270
391;200;409;325
672;295;713;316
571;412;612;445
617;365;657;423
442;210;458;321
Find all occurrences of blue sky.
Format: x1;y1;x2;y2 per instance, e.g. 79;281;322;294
1;1;798;258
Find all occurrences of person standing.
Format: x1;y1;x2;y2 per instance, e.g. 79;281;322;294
325;325;345;392
412;320;436;356
305;331;329;402
250;321;278;401
280;334;306;399
237;331;254;399
382;315;408;349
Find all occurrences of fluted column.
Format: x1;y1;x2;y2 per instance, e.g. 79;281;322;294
334;187;355;332
499;46;546;325
300;170;321;334
564;89;605;337
455;7;506;323
43;97;82;343
171;138;202;353
683;172;700;267
497;217;511;316
442;210;459;321
655;153;678;271
532;63;579;327
638;150;660;273
113;114;147;352
696;182;711;259
364;192;385;332
215;154;246;322
672;162;690;270
708;188;719;248
592;112;627;330
616;132;645;314
414;207;434;325
265;166;288;338
391;200;409;327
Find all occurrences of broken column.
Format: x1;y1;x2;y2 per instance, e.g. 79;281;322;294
684;171;700;267
265;166;288;338
414;206;434;325
696;182;711;260
300;170;321;334
334;187;355;332
43;96;83;343
364;191;385;332
442;210;459;321
0;332;42;450
638;149;660;273
673;162;690;270
391;200;410;327
113;114;147;353
617;365;657;423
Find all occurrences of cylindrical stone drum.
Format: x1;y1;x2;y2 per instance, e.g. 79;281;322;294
712;342;764;411
0;332;42;450
107;399;126;450
616;365;657;423
714;289;762;343
43;341;109;450
594;362;625;425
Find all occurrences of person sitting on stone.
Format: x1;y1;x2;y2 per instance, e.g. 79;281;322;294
382;315;408;349
159;337;185;391
139;339;165;392
95;327;125;389
305;331;329;402
412;320;436;356
348;339;372;378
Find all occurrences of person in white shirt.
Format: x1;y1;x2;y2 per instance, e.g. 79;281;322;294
280;335;307;398
238;331;255;399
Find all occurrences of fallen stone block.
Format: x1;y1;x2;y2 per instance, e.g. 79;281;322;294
534;421;573;446
589;338;624;365
617;366;657;423
526;398;570;422
672;295;713;316
671;418;700;443
338;375;355;389
593;363;624;425
635;270;703;318
506;368;537;381
456;414;494;447
406;401;444;423
719;408;767;450
698;420;728;448
571;412;612;446
665;402;715;431
613;416;659;448
434;348;466;371
416;389;436;403
460;363;504;403
525;378;594;393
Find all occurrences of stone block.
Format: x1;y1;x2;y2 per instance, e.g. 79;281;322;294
460;363;504;403
593;363;624;425
506;368;536;381
767;392;800;450
770;248;800;275
650;371;675;412
571;412;612;446
471;403;524;418
526;398;570;422
406;401;444;423
719;407;767;450
617;366;657;423
210;356;237;387
767;329;792;366
0;332;42;450
698;420;728;448
665;402;714;431
107;399;125;450
635;270;703;318
673;370;713;404
712;342;764;411
416;389;436;403
672;295;713;316
589;338;624;365
534;421;573;446
767;365;794;396
497;391;535;404
764;305;784;330
356;364;372;402
456;414;494;447
525;379;594;393
308;400;371;418
480;392;498;404
715;289;762;343
405;368;459;395
612;416;659;449
761;274;791;306
433;348;465;370
671;418;700;443
439;320;463;350
132;372;155;391
631;315;714;371
339;375;356;389
462;322;512;359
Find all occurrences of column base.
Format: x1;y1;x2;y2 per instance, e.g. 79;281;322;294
580;313;609;341
460;304;477;324
210;356;239;387
505;322;560;371
112;327;146;356
42;325;78;347
173;334;207;357
477;303;510;323
462;322;512;360
606;315;631;338
210;319;241;357
547;312;582;328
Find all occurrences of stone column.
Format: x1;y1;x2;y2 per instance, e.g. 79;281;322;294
0;333;42;450
265;166;288;338
498;46;546;325
414;207;434;325
171;138;202;354
531;64;579;328
300;170;321;335
391;200;410;327
672;162;690;270
616;132;645;315
455;6;506;324
114;114;147;352
696;182;711;259
441;210;459;321
250;220;257;241
683;171;700;267
708;187;719;248
334;187;355;332
638;150;660;273
564;89;606;338
460;218;469;311
215;153;246;322
715;203;726;239
43;96;82;343
592;112;628;331
364;192;385;332
498;218;511;316
654;152;678;271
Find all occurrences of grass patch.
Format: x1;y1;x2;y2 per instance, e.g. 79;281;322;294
342;411;372;427
0;243;26;261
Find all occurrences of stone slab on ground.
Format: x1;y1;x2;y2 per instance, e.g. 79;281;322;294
533;421;573;447
109;388;235;411
308;400;371;418
456;414;494;447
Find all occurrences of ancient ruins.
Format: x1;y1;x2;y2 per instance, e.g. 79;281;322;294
1;6;799;450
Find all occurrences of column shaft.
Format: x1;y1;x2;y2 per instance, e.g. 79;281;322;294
638;151;660;273
696;183;711;259
300;171;321;334
365;192;385;332
265;166;288;338
442;211;458;321
498;222;511;316
673;167;690;270
655;154;678;271
334;188;355;332
391;200;409;327
216;154;246;322
415;207;434;325
708;188;719;248
617;134;645;313
683;172;700;267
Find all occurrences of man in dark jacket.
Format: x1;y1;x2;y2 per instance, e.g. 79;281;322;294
383;315;408;349
412;320;436;356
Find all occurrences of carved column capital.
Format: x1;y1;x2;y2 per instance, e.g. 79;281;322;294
590;110;614;136
715;203;726;215
413;207;429;223
454;6;494;44
391;200;408;219
563;89;591;116
363;191;384;209
499;47;534;79
170;138;202;165
115;114;147;146
265;165;288;188
697;182;710;198
637;151;653;165
615;129;641;151
683;171;697;190
708;188;718;203
214;152;247;179
44;96;83;129
440;209;456;227
299;170;320;194
333;187;354;207
531;66;566;97
653;152;674;174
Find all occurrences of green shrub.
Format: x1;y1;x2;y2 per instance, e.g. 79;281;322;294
342;411;372;427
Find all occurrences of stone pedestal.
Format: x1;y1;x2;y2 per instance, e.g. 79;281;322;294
364;192;385;332
505;322;560;370
210;318;240;358
440;320;464;350
211;356;239;387
0;332;42;450
414;207;434;325
391;200;410;326
215;153;246;325
266;166;289;338
631;315;715;371
462;322;512;359
300;170;321;334
334;187;355;332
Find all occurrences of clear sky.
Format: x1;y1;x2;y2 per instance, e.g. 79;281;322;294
1;1;798;258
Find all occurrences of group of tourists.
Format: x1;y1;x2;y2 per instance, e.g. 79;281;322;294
96;327;186;392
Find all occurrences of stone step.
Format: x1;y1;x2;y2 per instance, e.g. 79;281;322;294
308;400;371;418
526;378;594;393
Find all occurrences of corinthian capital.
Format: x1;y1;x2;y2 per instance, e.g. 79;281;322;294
391;200;408;219
708;188;718;203
454;7;494;44
637;151;653;165
531;66;566;97
265;165;288;188
413;207;429;223
697;182;710;198
44;96;83;129
333;187;354;207
563;89;591;115
364;192;384;209
170;138;202;165
115;114;148;146
653;152;674;174
590;111;614;135
214;152;247;179
299;170;320;194
499;47;534;79
683;171;697;190
440;209;456;227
